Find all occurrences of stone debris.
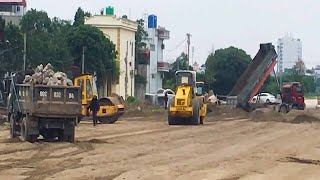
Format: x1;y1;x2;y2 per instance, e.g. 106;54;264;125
23;63;73;86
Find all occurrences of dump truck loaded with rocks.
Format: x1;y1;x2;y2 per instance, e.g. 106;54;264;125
2;63;125;143
6;63;81;143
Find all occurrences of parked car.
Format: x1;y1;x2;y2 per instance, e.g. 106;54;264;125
252;93;276;103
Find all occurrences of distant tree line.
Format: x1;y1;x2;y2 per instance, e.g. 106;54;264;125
0;8;118;86
163;46;317;96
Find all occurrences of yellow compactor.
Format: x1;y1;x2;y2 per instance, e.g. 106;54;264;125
74;74;125;124
168;70;207;125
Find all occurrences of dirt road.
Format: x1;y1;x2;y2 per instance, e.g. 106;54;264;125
0;110;320;180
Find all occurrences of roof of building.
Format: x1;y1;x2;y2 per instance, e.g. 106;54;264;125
0;0;26;6
85;15;137;32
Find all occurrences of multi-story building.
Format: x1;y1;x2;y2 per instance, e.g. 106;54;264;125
0;0;27;25
277;35;302;74
85;7;137;99
143;15;170;93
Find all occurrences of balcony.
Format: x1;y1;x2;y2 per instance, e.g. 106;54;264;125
156;27;170;40
137;48;150;65
157;62;170;72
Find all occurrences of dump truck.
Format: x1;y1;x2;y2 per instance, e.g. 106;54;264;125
168;70;207;125
228;43;291;113
282;82;305;110
74;74;125;124
7;74;81;143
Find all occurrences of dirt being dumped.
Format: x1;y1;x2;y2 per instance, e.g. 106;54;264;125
250;109;286;123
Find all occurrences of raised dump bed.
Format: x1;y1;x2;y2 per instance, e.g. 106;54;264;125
228;43;278;110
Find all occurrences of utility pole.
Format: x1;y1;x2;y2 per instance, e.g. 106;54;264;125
186;33;191;69
23;33;26;71
82;46;85;74
191;46;194;67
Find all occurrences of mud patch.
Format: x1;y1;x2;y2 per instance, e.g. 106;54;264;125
87;139;109;144
0;137;22;143
281;157;320;166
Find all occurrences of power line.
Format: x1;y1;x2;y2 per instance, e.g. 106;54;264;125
166;37;187;52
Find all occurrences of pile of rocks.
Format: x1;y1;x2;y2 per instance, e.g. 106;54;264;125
23;63;73;86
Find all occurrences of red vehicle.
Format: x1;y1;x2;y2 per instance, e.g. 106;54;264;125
281;82;305;110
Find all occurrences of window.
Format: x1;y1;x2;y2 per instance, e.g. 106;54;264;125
86;79;92;100
197;87;203;95
296;86;303;93
16;6;20;12
150;44;155;51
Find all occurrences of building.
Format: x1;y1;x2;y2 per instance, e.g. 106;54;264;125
277;35;302;74
143;14;170;94
0;0;27;25
294;59;306;75
85;7;137;99
192;61;199;72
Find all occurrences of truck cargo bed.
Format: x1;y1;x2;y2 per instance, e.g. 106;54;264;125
228;43;278;109
14;84;81;117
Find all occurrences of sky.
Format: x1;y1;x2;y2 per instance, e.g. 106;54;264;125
27;0;320;68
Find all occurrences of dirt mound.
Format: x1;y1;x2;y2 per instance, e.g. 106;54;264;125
291;114;320;124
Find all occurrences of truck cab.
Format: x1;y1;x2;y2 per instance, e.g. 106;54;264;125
282;82;305;110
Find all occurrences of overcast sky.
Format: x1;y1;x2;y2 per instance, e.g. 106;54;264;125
27;0;319;68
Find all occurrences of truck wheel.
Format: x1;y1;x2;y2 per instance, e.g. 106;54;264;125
20;117;37;143
200;116;204;125
98;116;119;124
168;115;177;125
191;100;200;125
9;115;17;138
279;105;287;114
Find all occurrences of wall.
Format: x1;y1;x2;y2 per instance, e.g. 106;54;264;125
85;16;137;99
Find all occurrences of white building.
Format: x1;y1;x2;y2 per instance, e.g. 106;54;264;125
85;13;137;99
144;15;170;93
0;0;27;25
277;35;302;73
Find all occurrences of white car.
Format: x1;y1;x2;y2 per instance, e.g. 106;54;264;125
252;93;276;103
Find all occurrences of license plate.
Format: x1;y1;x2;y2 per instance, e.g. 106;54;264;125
176;107;186;111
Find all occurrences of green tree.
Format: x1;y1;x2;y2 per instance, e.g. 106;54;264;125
73;7;91;27
66;25;117;85
205;47;251;95
163;52;192;90
134;19;148;84
20;10;72;69
0;16;5;42
1;23;24;73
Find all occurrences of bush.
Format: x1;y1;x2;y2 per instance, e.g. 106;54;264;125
126;96;136;103
135;74;147;85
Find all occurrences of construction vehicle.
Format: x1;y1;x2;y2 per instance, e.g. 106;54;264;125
228;43;291;113
7;73;81;143
168;70;207;125
196;81;208;122
282;82;305;110
74;74;125;124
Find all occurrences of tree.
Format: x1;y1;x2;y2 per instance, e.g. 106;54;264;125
0;23;24;73
163;52;192;90
66;25;117;85
0;16;5;42
20;10;72;69
134;19;148;84
205;47;251;95
73;7;91;27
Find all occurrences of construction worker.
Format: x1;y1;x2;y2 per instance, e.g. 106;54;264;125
164;92;168;110
87;95;100;126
